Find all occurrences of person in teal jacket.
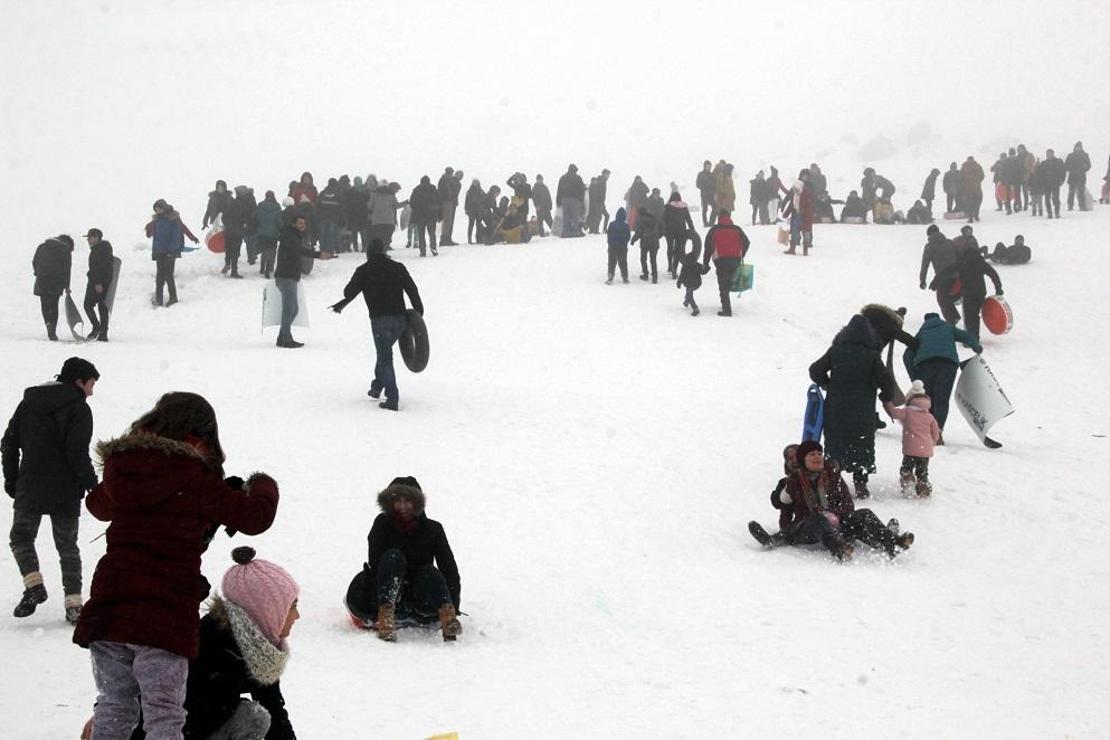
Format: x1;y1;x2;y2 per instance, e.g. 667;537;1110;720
254;192;283;279
903;312;982;438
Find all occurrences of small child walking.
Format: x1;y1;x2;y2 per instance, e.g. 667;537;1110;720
885;380;941;496
676;246;710;316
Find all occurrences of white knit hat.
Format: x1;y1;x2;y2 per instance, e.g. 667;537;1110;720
906;380;927;398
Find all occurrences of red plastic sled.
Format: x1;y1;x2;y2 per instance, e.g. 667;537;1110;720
982;295;1012;335
205;227;226;253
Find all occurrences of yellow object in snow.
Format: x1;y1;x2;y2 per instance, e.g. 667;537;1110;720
427;734;459;740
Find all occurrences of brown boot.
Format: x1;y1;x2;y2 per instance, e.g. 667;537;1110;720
915;480;932;497
899;470;916;495
375;603;396;642
438;603;462;642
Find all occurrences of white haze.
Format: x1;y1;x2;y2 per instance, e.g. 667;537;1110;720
3;0;1109;252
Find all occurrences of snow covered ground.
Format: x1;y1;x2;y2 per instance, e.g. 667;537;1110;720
2;203;1109;738
4;1;1110;737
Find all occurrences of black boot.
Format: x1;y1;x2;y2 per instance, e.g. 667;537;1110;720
46;324;58;341
14;584;48;618
748;521;777;548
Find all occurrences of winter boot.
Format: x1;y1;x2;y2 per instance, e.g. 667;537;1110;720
605;275;613;285
935;431;945;446
783;248;796;255
379;400;399;411
896;532;915;551
853;479;871;499
46;324;58;341
14;583;48;618
375;603;396;642
86;327;100;341
887;518;900;536
748;521;775;549
831;540;854;562
367;381;383;400
692;308;700;316
64;595;82;625
640;273;649;281
438;603;462;642
97;331;108;342
899;470;916;496
915;479;932;497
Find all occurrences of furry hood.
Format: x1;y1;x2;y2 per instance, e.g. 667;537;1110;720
860;303;904;328
95;431;206;469
377;483;426;515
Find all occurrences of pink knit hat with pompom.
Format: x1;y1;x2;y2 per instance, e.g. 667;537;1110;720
221;547;299;645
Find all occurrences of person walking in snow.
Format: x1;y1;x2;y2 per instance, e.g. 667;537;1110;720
919;224;960;324
942;162;961;214
701;211;749;316
31;233;74;341
676;244;709;316
921;168;940;213
605;207;631;284
884;380;941;497
631;206;662;283
73;392;280;739
82;229;114;342
556;164;586;237
960;156;985;223
330;239;424;411
809;315;900;498
902;312;981;443
344;476;462;643
932;248;1003;341
3;357;98;624
254;191;283;279
1039;149;1066;219
146;199;199;307
663;191;696;276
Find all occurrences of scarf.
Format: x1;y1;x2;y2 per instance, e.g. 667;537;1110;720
224;600;290;686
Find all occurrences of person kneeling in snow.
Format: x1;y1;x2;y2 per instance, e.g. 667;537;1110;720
88;547;300;740
884;380;941;497
345;477;462;642
749;441;913;560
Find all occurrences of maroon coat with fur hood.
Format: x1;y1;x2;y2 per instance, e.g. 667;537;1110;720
73;432;279;659
779;462;855;531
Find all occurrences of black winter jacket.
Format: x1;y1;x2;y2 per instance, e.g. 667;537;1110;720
366;512;460;610
676;254;708;290
936;251;1003;300
341;254;423;318
273;225;321;281
32;238;73;296
2;382;96;516
409;182;441;223
532;182;553;212
556;172;585;206
183;602;295;740
87;240;115;288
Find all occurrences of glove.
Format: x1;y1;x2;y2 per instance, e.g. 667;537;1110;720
919;281;926;290
5;482;15;498
779;491;793;505
996;289;1004;296
329;301;346;314
224;475;244;490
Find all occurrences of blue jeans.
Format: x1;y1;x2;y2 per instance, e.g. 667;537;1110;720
371;314;407;401
320;221;340;253
275;278;299;341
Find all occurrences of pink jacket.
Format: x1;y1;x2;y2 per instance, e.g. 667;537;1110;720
889;396;941;457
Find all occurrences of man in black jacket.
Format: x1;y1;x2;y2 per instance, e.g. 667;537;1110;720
556;164;585;237
696;160;714;227
1064;141;1092;210
82;229;114;341
532;174;553;237
409;176;441;257
330;240;424;410
438;167;462;247
2;357;99;623
1040;149;1066;218
32;234;74;341
273;215;333;348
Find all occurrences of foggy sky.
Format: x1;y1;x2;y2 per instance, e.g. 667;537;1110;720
3;0;1108;248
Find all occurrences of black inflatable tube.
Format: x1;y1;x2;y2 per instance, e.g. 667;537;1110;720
399;309;430;373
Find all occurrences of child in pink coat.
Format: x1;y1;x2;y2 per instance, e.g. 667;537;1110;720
885;380;941;496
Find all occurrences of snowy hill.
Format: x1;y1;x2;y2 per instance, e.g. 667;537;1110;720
3;203;1110;737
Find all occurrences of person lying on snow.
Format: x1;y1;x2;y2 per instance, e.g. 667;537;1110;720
982;235;1031;265
345;476;462;642
748;441;914;560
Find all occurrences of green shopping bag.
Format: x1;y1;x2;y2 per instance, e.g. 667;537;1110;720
730;262;754;293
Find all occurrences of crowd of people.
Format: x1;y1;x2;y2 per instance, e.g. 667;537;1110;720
6;140;1091;734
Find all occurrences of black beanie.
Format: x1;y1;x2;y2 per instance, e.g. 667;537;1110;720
389;475;421;491
926;224;939;236
795;440;823;468
57;357;99;385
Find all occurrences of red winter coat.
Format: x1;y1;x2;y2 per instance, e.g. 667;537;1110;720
778;464;855;531
704;214;750;260
73;433;279;659
889;396;941;457
798;186;815;230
